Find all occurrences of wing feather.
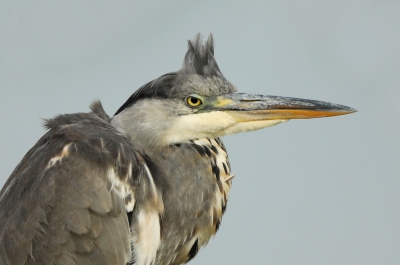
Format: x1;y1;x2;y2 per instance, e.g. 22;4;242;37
0;102;154;265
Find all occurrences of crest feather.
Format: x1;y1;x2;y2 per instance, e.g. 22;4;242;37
181;33;222;78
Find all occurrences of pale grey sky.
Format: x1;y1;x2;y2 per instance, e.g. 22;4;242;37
1;1;399;264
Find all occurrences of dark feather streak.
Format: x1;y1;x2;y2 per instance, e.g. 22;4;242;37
190;144;206;156
187;238;199;262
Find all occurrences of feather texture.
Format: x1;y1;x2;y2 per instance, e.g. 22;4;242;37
0;102;154;265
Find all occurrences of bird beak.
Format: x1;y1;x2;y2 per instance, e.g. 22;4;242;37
210;93;356;122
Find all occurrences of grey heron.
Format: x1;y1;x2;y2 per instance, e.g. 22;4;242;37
0;34;355;265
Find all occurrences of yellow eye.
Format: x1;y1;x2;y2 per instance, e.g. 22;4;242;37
186;96;203;107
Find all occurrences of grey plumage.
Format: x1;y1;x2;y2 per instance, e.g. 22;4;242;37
0;103;146;264
0;34;355;265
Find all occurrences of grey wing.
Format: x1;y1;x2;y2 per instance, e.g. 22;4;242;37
0;108;152;265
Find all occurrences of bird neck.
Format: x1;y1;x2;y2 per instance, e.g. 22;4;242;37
111;100;178;153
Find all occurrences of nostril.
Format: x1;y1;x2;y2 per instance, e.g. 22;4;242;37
240;100;263;103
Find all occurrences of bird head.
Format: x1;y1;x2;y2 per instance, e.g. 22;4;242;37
111;34;355;150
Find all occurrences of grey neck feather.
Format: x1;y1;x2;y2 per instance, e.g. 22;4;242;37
111;98;193;154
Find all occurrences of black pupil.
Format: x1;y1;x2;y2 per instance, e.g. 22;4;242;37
190;98;199;104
